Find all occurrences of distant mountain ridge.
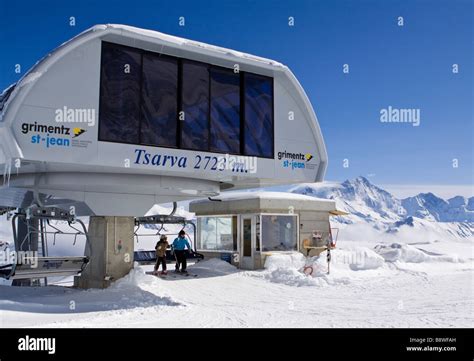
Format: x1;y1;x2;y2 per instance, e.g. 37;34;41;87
289;177;474;240
291;176;473;223
402;193;474;222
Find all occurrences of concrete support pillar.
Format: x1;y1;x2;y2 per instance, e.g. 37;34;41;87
74;216;134;289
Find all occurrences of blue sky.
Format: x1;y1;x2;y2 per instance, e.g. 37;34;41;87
1;0;472;191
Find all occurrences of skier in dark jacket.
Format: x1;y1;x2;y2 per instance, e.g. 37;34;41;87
154;235;169;275
171;230;192;273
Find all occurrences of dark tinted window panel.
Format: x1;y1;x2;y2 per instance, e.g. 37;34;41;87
99;43;141;143
244;73;274;157
210;68;240;154
141;54;178;147
181;60;209;151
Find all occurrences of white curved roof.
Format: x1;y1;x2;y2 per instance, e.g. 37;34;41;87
195;191;335;203
189;191;337;214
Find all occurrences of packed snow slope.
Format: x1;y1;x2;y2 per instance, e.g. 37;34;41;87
0;252;472;328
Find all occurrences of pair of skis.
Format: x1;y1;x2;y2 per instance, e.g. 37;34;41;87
146;270;198;278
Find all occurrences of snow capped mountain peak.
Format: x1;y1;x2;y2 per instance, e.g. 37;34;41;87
289;176;474;241
413;192;447;207
341;177;399;208
448;196;467;207
467;197;474;211
402;193;473;222
291;176;401;223
346;176;372;186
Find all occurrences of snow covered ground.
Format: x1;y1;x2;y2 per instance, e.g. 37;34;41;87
0;245;472;328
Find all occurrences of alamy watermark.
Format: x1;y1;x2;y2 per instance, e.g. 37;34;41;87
0;249;38;268
218;154;258;173
18;335;56;354
332;250;379;269
380;106;420;127
55;106;96;127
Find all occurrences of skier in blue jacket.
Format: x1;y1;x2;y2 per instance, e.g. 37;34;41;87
172;230;193;273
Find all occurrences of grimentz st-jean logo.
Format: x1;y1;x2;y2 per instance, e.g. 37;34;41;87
21;121;87;148
278;150;316;170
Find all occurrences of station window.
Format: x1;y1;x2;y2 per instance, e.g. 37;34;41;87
99;42;141;144
244;73;274;158
181;60;210;151
261;215;297;252
140;53;178;147
197;216;238;251
210;67;240;154
99;42;274;158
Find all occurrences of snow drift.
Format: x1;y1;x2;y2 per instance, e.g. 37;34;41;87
374;243;462;263
189;258;237;274
258;240;468;288
260;252;356;287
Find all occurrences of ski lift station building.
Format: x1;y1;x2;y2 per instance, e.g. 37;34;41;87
0;24;328;287
190;192;343;270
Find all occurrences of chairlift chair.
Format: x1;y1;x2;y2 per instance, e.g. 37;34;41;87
133;215;204;264
0;206;90;281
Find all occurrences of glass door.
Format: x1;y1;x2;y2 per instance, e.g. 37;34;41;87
240;216;254;269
